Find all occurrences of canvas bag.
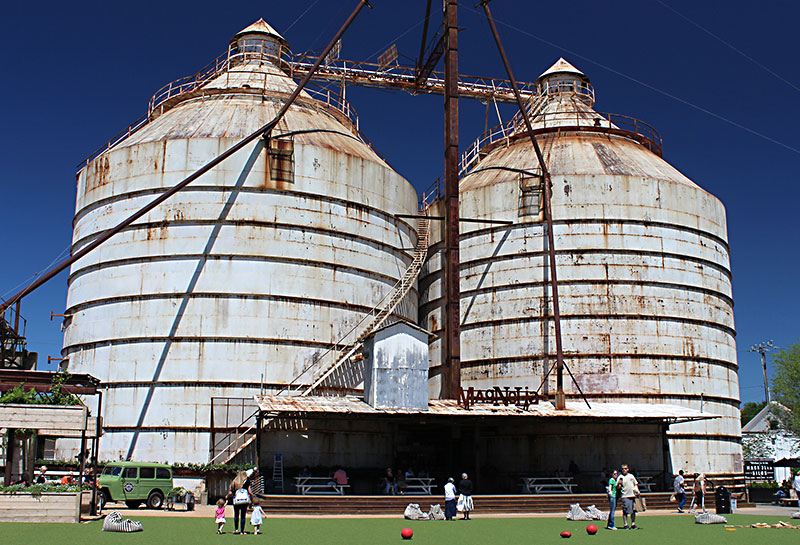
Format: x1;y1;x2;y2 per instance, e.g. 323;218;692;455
233;488;251;505
633;495;646;512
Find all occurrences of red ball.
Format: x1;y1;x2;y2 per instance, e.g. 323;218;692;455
401;528;413;540
560;530;572;538
586;524;598;535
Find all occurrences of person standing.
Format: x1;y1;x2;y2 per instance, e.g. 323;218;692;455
228;468;258;534
458;473;473;520
250;497;265;535
214;498;227;534
384;468;397;495
606;470;619;530
616;464;640;530
793;470;800;500
690;473;706;513
673;469;687;513
444;477;457;520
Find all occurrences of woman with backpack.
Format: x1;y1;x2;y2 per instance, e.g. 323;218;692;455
227;468;258;534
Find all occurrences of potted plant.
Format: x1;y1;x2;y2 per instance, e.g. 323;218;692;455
747;481;779;503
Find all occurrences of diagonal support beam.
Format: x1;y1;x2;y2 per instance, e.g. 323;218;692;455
480;0;589;410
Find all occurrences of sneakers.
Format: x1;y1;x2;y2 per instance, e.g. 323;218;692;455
631;524;640;530
621;525;629;530
606;526;618;530
677;508;684;513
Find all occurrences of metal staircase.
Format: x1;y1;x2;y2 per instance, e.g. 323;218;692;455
211;209;430;465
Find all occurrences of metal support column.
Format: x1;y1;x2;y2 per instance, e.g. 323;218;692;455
442;0;461;399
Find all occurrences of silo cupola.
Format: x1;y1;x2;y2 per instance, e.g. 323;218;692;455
230;18;290;63
535;57;594;106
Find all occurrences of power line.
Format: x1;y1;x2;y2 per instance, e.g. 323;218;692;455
654;0;800;94
285;0;321;34
465;6;800;156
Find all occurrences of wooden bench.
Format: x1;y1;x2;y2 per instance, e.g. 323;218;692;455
294;476;349;495
522;476;577;494
779;497;798;507
402;477;435;495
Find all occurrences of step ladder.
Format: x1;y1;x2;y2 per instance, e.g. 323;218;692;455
272;453;284;493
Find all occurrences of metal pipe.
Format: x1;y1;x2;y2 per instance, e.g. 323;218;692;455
480;0;567;409
0;0;371;316
416;0;433;76
443;0;461;399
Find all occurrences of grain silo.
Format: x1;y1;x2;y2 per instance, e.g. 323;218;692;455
63;19;419;463
420;58;742;481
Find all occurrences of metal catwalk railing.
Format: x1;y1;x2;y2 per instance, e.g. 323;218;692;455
78;44;540;170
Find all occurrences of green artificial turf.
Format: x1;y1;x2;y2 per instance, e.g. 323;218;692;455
1;514;799;545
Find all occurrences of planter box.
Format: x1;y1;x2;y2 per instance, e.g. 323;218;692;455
0;492;80;523
747;487;778;503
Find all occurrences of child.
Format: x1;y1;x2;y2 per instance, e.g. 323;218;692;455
215;498;227;534
250;498;265;535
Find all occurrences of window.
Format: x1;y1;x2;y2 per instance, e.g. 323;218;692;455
268;137;295;183
156;468;171;480
102;467;122;476
519;174;543;216
122;467;138;479
140;467;155;479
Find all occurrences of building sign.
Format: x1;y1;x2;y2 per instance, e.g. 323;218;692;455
744;459;774;483
458;386;539;410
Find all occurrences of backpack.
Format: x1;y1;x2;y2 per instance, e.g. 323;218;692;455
233;488;251;505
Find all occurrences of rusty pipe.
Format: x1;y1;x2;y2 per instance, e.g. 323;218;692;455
0;0;371;316
480;0;570;409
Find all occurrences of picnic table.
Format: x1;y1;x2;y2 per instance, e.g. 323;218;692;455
294;476;349;495
402;477;435;495
636;475;655;492
522;476;577;494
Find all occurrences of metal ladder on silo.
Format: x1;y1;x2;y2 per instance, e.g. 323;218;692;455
214;208;430;464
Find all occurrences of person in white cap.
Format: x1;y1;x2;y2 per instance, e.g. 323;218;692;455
35;466;47;484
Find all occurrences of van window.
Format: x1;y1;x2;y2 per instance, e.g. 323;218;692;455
140;467;155;479
156;468;171;480
122;467;138;479
103;467;122;476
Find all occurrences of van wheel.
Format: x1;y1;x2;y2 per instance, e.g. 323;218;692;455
147;490;164;509
125;500;142;509
99;490;109;510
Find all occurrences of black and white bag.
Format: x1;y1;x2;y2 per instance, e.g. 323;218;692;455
233;488;251;505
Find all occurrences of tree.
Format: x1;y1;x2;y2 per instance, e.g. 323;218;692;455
741;401;767;426
771;341;800;436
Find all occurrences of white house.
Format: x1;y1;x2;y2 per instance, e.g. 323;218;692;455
742;403;799;483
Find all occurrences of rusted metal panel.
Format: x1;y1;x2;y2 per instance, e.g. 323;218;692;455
363;322;429;411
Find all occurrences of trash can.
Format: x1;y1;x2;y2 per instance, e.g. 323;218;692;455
715;486;731;514
185;492;195;511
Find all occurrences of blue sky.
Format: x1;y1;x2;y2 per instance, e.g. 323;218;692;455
1;1;797;405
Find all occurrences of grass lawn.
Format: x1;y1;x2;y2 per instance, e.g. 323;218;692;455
1;514;799;544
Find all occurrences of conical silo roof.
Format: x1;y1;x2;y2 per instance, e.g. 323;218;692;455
231;18;289;48
535;57;589;84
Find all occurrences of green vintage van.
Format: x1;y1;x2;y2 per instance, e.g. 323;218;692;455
98;462;173;509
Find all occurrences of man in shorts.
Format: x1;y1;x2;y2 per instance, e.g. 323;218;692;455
616;464;640;529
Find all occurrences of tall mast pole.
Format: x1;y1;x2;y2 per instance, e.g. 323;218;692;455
442;0;461;398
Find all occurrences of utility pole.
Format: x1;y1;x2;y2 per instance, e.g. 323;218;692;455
749;340;777;404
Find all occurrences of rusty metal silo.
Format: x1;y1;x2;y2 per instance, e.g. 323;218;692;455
63;19;419;462
419;58;741;479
